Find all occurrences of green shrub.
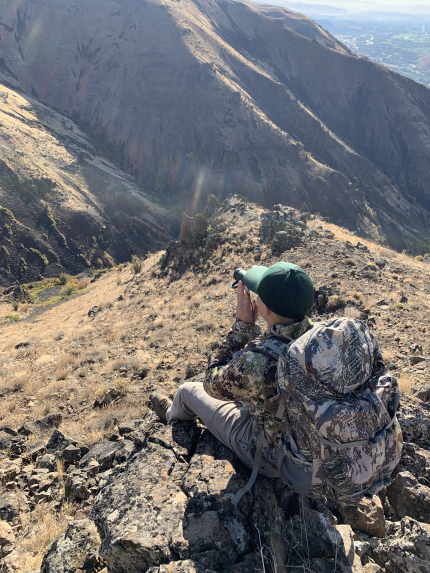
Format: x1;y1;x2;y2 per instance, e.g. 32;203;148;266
12;301;19;311
20;258;27;272
131;255;143;275
45;205;56;228
118;263;124;272
29;248;48;266
0;207;15;220
117;274;122;286
59;273;69;285
5;315;19;322
415;255;424;261
61;283;78;297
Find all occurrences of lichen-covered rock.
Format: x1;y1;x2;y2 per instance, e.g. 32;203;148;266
93;426;287;573
395;442;430;481
0;491;27;523
40;519;105;573
387;471;430;523
397;396;430;448
370;518;430;573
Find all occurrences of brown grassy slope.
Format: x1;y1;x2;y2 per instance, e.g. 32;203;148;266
0;84;177;286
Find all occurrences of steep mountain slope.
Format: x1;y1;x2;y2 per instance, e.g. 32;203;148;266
0;83;178;286
0;0;430;251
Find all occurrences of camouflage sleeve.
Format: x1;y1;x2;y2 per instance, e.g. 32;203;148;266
208;317;254;368
204;349;269;402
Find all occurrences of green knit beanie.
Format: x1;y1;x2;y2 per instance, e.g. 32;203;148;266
243;262;314;320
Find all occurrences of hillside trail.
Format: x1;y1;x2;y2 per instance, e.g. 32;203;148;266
0;195;430;572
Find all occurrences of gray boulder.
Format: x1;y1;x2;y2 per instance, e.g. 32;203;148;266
0;491;27;523
387;471;430;523
40;519;105;573
46;430;76;455
80;441;122;469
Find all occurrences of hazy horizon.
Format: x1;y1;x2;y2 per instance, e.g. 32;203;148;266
259;0;430;14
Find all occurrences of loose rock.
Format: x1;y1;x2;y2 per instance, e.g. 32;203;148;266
40;519;105;573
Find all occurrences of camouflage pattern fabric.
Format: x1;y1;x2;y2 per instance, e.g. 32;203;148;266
204;316;313;467
277;318;403;501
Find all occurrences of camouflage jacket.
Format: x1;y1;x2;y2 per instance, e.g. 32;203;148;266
204;316;313;466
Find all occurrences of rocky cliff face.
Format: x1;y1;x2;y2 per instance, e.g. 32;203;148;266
0;0;430;251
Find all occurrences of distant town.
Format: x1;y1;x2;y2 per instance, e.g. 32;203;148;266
315;14;430;88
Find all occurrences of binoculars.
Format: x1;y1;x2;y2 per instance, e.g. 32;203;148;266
232;268;247;288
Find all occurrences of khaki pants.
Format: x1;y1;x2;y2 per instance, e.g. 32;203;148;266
166;379;279;478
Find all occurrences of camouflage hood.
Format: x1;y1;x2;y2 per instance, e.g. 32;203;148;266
286;318;375;396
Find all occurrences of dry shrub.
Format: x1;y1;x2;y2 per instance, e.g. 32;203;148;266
297;260;311;269
348;291;363;300
398;372;413;394
344;257;357;266
18;503;74;571
326;295;346;311
363;296;378;309
55;367;69;381
378;247;396;259
109;357;141;372
112;378;129;395
343;306;362;319
0;371;27;393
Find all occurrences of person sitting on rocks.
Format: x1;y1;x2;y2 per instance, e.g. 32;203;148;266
152;262;315;484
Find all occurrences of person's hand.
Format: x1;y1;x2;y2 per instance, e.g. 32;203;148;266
236;281;258;325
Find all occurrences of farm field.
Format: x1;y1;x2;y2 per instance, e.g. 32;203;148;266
315;15;430;87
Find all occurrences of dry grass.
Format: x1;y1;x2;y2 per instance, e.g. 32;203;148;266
398;372;413;394
383;349;395;362
0;371;28;393
17;503;75;571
